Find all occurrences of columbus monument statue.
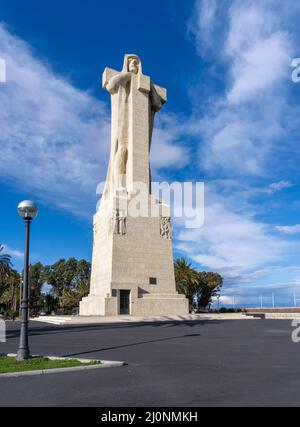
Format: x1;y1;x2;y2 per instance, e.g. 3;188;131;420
80;54;188;316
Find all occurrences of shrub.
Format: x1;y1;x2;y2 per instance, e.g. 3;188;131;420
5;309;19;320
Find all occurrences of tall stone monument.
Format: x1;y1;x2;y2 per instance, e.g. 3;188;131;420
80;54;188;316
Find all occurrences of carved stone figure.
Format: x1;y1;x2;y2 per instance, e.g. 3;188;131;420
160;217;172;240
102;54;167;200
112;210;126;235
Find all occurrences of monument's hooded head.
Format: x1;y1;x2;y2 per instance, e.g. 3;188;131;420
123;54;142;74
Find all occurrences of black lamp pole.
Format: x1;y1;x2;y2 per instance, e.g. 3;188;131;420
17;218;31;361
16;200;38;362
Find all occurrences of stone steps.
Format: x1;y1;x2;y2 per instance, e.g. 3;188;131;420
30;313;258;325
32;316;72;325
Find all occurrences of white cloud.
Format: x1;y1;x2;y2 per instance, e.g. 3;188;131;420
173;177;298;295
225;265;300;283
268;181;293;193
3;244;23;259
200;118;268;176
276;224;300;235
188;0;218;52
178;1;300;294
0;24;110;217
227;31;290;105
176;191;287;273
0;24;188;218
151;113;190;170
225;2;291;105
188;0;297;179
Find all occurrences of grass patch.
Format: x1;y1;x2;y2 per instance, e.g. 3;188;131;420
0;355;102;374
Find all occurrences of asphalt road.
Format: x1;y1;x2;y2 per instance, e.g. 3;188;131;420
0;319;299;407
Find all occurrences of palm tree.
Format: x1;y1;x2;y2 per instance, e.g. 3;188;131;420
174;258;199;310
0;244;12;270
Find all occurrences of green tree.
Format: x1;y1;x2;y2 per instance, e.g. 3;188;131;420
0;244;12;270
0;246;14;315
29;262;45;309
196;272;223;308
0;269;21;312
60;260;91;309
174;258;223;311
60;281;89;310
43;293;58;314
43;258;91;310
43;258;79;299
174;258;199;309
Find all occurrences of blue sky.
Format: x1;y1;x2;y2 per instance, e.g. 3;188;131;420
1;0;300;307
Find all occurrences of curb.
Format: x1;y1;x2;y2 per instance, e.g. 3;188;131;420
0;355;126;378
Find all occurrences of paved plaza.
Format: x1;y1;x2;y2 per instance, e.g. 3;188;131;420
0;318;299;407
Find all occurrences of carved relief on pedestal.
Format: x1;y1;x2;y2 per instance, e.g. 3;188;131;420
112;210;127;235
160;217;172;240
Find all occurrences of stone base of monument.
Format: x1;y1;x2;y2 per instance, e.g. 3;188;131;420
80;196;189;317
80;292;188;317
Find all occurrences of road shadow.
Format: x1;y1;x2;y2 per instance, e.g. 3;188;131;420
5;319;221;339
61;333;202;358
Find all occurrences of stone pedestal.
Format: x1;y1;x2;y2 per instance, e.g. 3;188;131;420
80;196;188;316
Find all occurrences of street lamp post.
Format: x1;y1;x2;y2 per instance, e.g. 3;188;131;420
17;200;38;361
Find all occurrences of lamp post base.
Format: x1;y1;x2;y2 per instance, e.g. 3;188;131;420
17;349;31;361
